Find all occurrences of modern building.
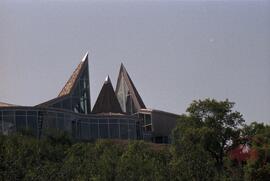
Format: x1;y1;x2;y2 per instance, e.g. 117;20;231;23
0;53;179;143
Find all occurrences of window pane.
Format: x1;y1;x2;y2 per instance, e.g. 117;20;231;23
91;119;98;124
72;121;76;138
99;119;107;124
120;124;128;139
46;112;57;129
90;124;98;139
81;123;89;140
145;114;151;125
27;111;37;116
27;115;37;136
16;111;26;116
119;119;128;124
62;98;72;110
99;123;108;138
109;119;119;124
16;115;27;131
128;124;136;139
2;113;15;134
109;124;119;139
56;113;64;130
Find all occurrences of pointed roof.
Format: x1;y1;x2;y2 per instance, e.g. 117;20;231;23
92;76;123;114
58;52;89;97
115;63;146;111
0;101;17;107
37;52;91;110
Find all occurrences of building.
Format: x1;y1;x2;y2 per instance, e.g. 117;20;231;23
0;53;179;143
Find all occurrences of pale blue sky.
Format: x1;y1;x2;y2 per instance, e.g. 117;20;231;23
0;0;269;123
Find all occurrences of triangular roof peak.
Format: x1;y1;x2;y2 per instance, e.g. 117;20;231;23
37;53;91;114
81;52;88;62
115;63;146;114
92;76;123;114
58;53;89;97
105;75;111;84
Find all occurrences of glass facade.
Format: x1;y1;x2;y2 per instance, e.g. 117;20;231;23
0;108;138;141
50;65;91;115
137;113;152;132
73;117;137;140
117;75;137;114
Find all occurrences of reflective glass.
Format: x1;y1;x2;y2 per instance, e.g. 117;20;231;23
15;111;26;130
90;124;98;139
109;124;119;139
46;112;57;129
99;123;108;138
81;123;90;139
16;111;26;116
119;119;128;124
145;114;151;125
57;116;64;130
27;115;37;136
109;119;119;124
71;121;76;137
63;98;72;110
128;124;136;139
99;119;107;124
90;119;99;124
128;119;135;125
53;102;62;108
120;124;128;139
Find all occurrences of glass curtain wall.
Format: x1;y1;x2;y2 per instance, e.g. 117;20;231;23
0;109;74;137
117;75;137;114
74;117;137;140
51;67;91;115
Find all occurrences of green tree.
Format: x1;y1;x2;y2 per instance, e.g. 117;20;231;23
243;123;270;181
186;99;245;169
116;141;166;181
171;115;217;181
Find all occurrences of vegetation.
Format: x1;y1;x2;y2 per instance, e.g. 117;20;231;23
0;99;269;180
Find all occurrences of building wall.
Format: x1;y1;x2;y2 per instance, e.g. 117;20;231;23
0;107;139;140
151;110;179;138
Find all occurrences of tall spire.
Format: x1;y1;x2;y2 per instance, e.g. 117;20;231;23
37;52;91;114
115;64;146;114
58;52;89;97
92;75;123;114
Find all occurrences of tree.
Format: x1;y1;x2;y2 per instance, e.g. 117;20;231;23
171;115;217;181
186;99;245;169
116;141;166;181
243;123;270;181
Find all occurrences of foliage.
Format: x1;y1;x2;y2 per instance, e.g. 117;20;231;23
171;115;217;181
243;123;270;181
0;99;268;181
186;99;245;169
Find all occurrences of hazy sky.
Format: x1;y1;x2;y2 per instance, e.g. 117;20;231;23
0;0;269;123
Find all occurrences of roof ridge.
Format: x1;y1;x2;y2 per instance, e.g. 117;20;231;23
58;53;88;97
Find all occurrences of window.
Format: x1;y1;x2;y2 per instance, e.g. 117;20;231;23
62;98;72;110
90;124;98;139
120;124;128;139
15;111;27;131
145;114;151;125
57;113;65;130
81;122;90;140
2;111;15;134
109;124;119;139
27;111;37;136
128;124;136;139
99;123;108;138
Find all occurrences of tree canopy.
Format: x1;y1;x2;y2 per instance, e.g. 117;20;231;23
0;98;269;181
